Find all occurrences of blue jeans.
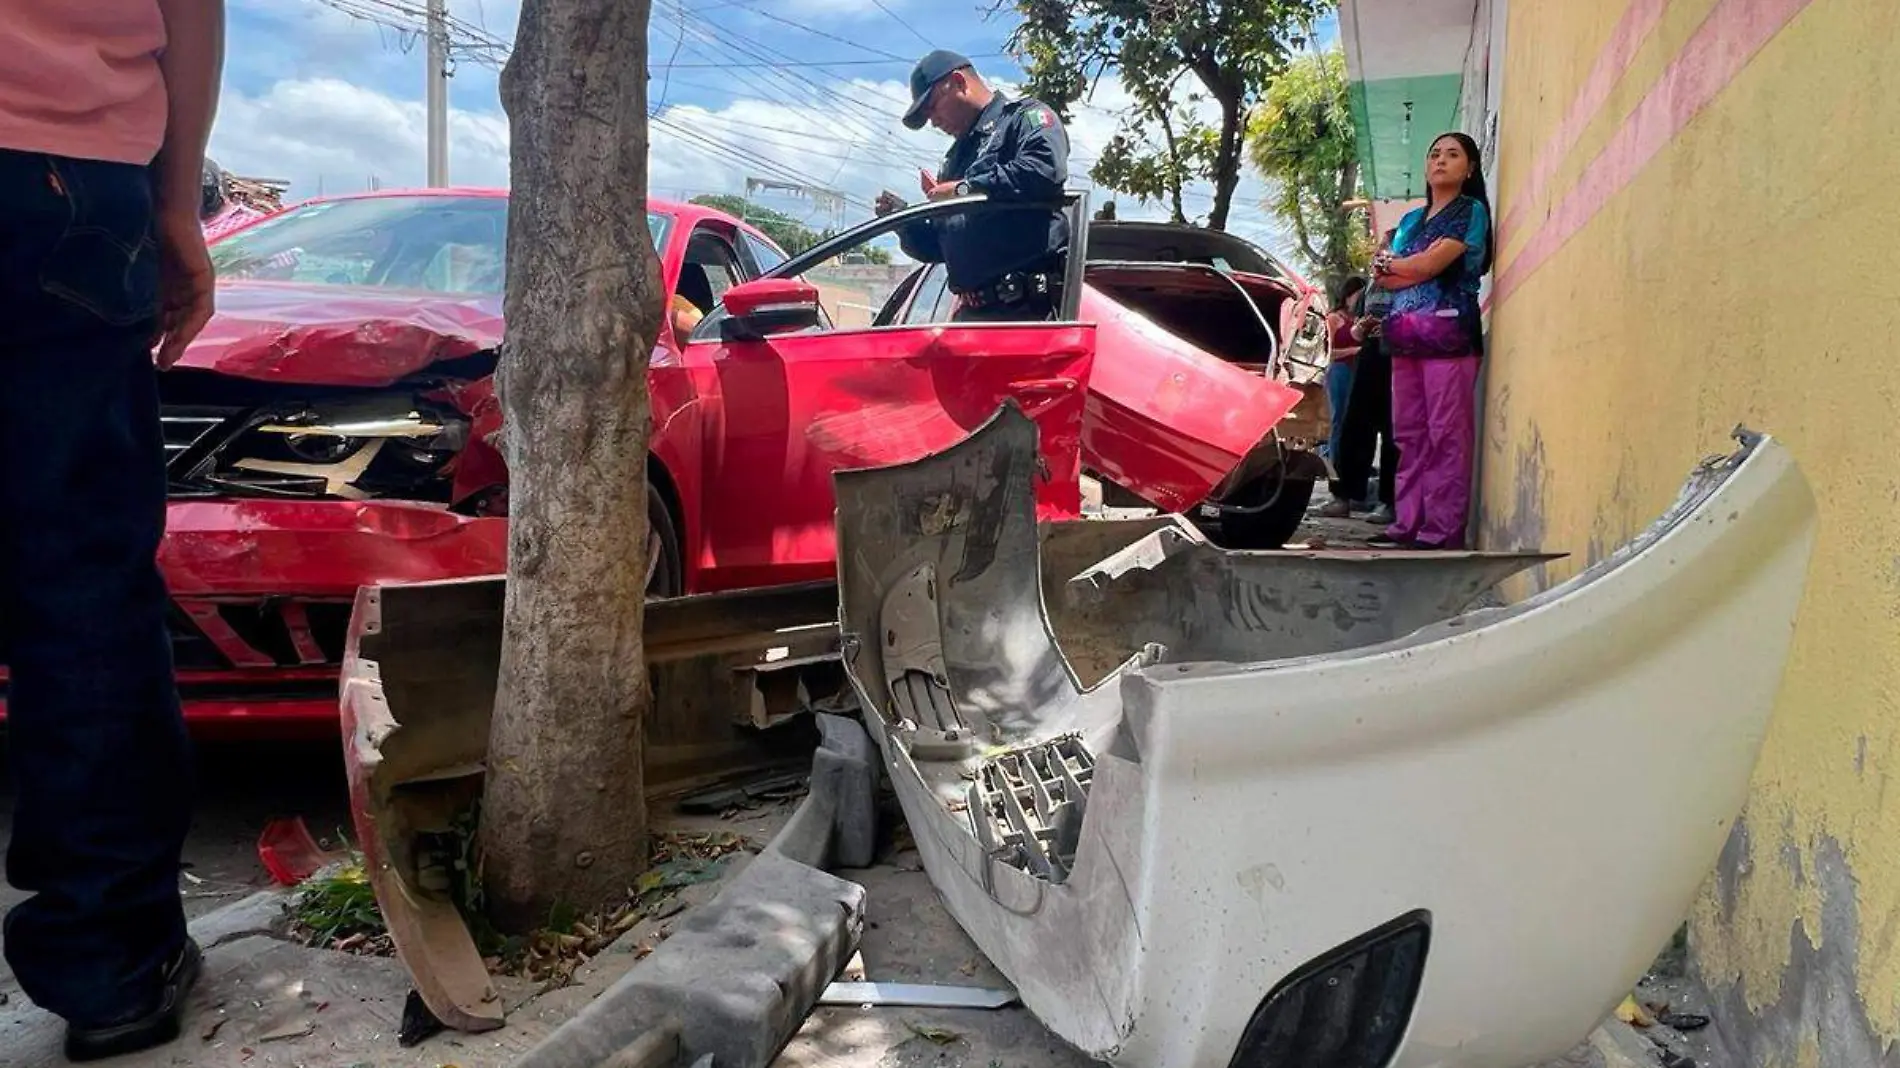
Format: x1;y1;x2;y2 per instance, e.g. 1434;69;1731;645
1324;358;1356;464
0;149;193;1025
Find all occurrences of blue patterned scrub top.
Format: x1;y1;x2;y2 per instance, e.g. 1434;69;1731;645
1388;195;1490;320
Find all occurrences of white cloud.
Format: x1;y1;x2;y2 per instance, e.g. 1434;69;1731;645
209;77;509;193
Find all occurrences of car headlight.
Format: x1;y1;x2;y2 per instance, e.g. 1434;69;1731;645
183;395;470;501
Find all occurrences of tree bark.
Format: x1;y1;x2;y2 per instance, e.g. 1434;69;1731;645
1207;96;1245;231
480;0;663;933
1156;108;1188;224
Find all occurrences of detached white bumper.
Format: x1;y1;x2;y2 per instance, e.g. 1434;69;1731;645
833;406;1816;1068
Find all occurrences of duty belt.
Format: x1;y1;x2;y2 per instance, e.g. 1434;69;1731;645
955;270;1059;310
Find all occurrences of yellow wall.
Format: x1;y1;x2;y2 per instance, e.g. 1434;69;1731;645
1480;0;1900;1058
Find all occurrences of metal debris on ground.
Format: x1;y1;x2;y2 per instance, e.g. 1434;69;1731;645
820;981;1019;1009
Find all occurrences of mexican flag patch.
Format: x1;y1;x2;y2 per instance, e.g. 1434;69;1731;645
1031;106;1055;128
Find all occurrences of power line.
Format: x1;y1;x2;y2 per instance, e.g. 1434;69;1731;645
665;7;931;150
731;7;910;62
651;8;941;172
663;56;986;70
869;0;935;49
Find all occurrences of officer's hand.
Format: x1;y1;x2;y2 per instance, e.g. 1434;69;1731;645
875;190;906;217
918;168;936;196
924;180;961;202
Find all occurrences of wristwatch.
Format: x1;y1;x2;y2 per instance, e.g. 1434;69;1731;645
955;180;973;197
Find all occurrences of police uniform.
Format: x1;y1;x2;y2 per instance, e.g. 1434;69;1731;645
897;51;1071;322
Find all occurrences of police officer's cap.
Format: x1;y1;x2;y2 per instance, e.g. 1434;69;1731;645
903;49;974;130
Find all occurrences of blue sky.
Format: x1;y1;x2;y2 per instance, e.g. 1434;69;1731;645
210;0;1336;256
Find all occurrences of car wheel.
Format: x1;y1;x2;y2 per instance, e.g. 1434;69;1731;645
1216;476;1316;550
646;482;684;599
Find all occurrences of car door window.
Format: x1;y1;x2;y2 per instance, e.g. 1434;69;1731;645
899;265;955;325
741;232;788;275
695;199;1082;342
684;227;747;309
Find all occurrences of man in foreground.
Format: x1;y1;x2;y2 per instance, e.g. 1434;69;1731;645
0;0;223;1059
876;49;1071;322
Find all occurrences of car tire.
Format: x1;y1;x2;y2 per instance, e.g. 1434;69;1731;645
647;481;684;600
1216;476;1315;550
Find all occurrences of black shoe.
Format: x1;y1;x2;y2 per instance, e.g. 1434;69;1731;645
1367;533;1413;549
64;939;202;1063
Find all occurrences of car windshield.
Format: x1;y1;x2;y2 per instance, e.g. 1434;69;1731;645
210;195;674;295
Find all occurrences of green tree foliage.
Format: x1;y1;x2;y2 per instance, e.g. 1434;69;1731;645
1003;0;1331;231
1248;47;1371;290
688;193;890;264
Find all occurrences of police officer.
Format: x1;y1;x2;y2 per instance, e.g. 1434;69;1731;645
876;50;1071;322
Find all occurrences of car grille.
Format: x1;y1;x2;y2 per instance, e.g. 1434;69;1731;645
162;406;245;489
174;599;355;669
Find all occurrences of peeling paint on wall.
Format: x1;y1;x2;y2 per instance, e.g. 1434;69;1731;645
1697;832;1900;1068
1480;421;1551;590
1447;0;1900;1059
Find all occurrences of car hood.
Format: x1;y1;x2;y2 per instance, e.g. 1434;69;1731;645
177;282;505;387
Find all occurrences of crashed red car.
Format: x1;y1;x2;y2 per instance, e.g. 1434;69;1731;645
0;188;1322;732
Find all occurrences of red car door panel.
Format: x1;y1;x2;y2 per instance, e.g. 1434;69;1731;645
695;323;1094;592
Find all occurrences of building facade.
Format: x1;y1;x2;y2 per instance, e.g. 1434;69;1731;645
1345;1;1900;1063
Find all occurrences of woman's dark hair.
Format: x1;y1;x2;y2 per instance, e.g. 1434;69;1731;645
1426;131;1493;274
201;157;227;219
1335;275;1368;311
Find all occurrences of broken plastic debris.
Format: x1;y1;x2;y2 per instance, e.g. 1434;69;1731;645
399;988;447;1048
257;817;342;886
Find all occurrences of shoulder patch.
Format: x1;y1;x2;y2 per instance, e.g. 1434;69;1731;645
1028;106;1056;128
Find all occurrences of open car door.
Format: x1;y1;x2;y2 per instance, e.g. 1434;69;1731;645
684;197;1097;592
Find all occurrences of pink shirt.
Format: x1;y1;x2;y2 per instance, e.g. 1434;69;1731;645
0;1;168;165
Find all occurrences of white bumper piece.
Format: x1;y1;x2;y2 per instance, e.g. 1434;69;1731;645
832;405;1816;1068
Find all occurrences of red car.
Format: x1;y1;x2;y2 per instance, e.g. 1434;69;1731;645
0;189;1322;733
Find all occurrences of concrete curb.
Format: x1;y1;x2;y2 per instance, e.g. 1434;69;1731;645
190;888;291;947
509;713;877;1068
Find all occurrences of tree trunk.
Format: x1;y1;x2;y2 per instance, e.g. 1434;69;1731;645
480;0;663;933
1157;109;1188;224
1207;97;1246;231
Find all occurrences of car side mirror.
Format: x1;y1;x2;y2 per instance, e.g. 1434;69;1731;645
720;277;824;341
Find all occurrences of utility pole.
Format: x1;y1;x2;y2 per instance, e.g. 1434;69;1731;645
426;0;450;185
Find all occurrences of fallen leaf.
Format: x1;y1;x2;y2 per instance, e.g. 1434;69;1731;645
906;1021;962;1045
201;1018;227;1041
958;959;979;977
1615;995;1656;1028
1659;1012;1711;1032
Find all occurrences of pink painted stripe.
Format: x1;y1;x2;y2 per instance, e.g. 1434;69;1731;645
1499;0;1669;242
1494;0;1816;305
